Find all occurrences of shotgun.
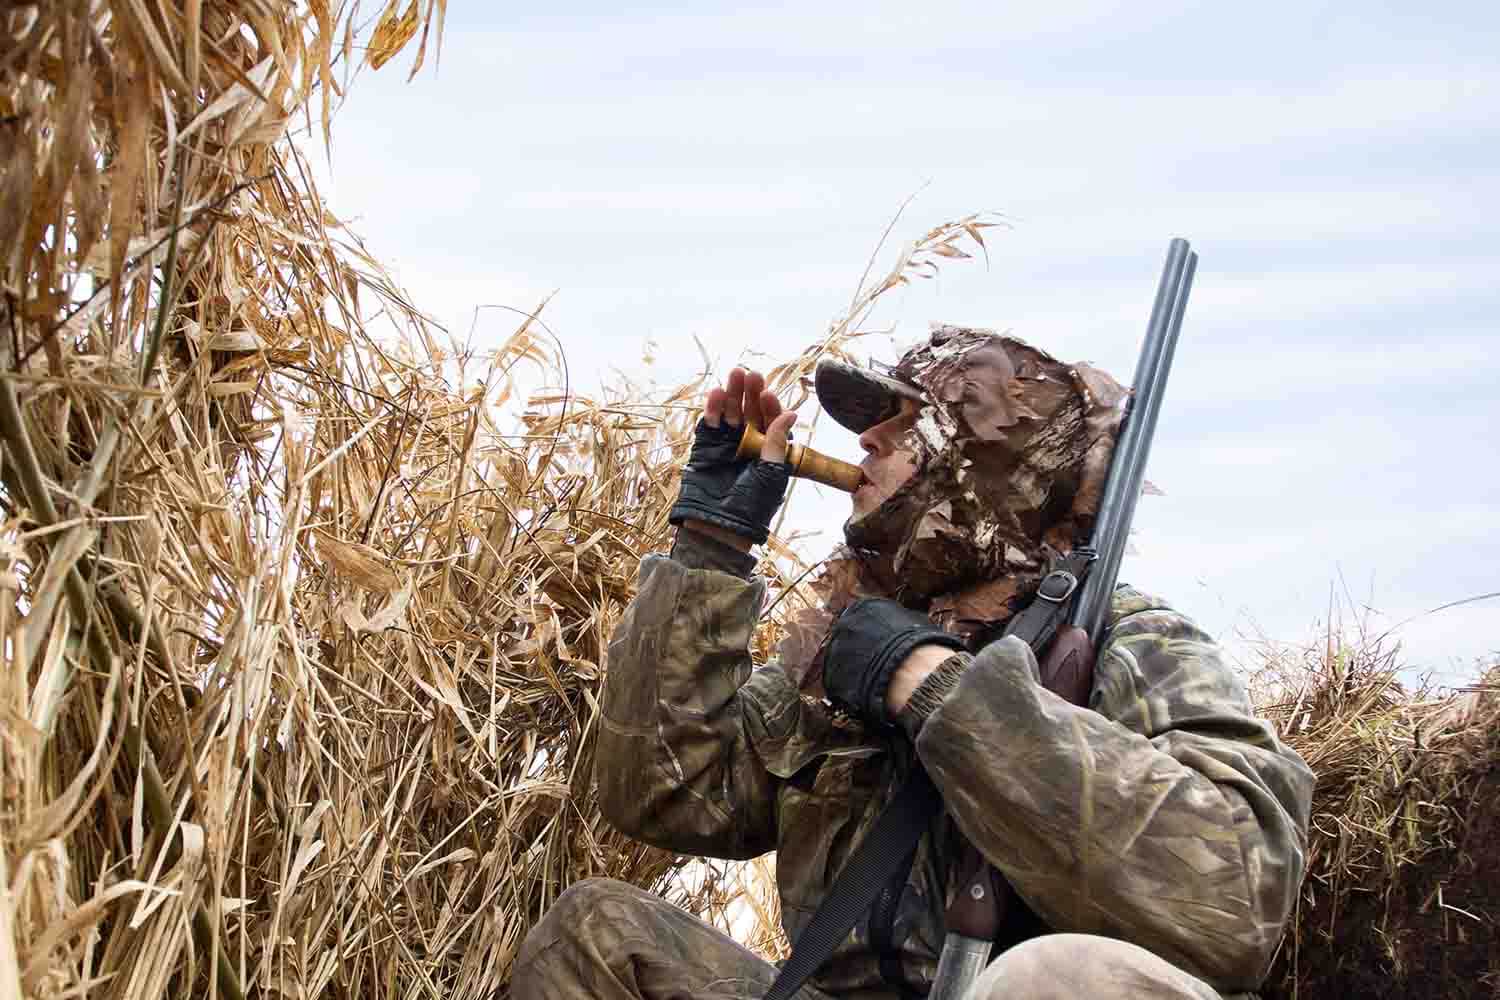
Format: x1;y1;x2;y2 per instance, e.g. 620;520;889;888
762;240;1199;1000
928;238;1199;999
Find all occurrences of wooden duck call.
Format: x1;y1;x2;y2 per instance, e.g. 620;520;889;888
735;424;864;493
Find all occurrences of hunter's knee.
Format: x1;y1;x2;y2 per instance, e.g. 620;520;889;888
514;878;629;981
537;877;620;932
968;934;1220;1000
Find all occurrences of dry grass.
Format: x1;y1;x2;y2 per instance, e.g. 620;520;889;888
1255;628;1500;998
4;3;1494;999
0;5;990;996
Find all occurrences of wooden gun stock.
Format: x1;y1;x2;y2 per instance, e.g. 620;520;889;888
1039;625;1096;708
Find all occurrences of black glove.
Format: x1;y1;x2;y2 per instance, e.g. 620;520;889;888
668;419;790;546
824;598;966;726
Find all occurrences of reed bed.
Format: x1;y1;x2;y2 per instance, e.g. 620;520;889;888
3;3;1495;998
1257;635;1500;998
0;2;709;997
0;5;987;996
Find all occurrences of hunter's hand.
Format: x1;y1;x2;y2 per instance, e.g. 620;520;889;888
671;368;798;550
824;598;966;727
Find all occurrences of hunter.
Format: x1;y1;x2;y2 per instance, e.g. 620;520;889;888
512;327;1315;1000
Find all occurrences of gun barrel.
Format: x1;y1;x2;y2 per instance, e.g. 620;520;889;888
1072;239;1198;645
735;424;865;494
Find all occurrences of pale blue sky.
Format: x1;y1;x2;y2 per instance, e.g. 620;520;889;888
315;1;1498;679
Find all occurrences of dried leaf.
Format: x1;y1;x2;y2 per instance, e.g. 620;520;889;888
338;583;412;634
366;0;423;70
315;531;401;592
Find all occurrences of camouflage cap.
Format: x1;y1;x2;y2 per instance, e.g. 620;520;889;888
814;358;930;434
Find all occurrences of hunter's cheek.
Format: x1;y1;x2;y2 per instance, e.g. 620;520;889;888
891;451;919;492
855;453;918;510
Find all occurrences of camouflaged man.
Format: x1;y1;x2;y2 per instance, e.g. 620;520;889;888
513;328;1315;1000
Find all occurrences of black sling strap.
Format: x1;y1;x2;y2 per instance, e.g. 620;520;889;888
762;765;940;1000
998;549;1092;649
761;554;1092;1000
870;843;923;999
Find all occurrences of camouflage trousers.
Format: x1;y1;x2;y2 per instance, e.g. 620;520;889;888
511;879;1224;1000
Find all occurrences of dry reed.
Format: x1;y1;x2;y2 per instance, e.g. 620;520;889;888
0;4;991;996
1256;630;1500;998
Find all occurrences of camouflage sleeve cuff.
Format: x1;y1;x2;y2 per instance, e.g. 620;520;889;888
897;651;974;739
669;526;758;579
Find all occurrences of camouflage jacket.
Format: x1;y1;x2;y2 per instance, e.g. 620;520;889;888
597;545;1314;999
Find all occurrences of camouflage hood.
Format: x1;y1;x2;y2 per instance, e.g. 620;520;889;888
782;325;1126;691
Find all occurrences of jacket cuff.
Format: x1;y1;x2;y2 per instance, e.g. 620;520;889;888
897;651;973;739
669;526;758;579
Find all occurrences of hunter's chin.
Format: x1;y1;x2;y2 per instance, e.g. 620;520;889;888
842;490;909;553
849;481;880;519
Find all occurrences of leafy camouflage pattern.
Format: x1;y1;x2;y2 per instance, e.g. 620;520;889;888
594;556;1314;999
838;326;1127;612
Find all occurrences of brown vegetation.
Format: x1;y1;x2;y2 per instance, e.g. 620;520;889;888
0;4;750;996
1258;637;1500;999
2;4;1493;999
0;6;983;996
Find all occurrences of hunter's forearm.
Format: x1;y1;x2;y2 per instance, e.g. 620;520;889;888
912;593;1313;993
596;553;779;859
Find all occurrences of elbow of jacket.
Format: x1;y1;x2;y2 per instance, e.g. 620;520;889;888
1199;923;1281;993
600;793;651;842
1188;869;1302;991
597;782;709;856
595;757;684;852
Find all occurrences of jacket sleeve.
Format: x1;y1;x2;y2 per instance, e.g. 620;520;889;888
911;587;1314;993
595;550;786;860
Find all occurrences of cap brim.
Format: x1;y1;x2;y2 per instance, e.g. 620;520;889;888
814;359;928;434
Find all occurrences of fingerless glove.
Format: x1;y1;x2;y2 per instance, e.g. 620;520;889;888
668;419;790;546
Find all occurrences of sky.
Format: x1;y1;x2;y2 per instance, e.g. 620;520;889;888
310;1;1498;682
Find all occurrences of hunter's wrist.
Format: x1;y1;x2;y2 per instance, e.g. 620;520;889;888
885;642;964;716
669;525;758;580
678;519;755;552
896;651;972;738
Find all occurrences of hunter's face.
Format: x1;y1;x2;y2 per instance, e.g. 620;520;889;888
852;400;922;518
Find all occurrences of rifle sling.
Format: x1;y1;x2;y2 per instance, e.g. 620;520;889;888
1001;550;1094;648
762;765;942;1000
761;553;1093;1000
